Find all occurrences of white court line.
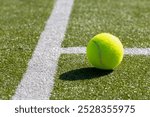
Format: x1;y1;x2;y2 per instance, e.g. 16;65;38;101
12;0;74;100
61;47;150;55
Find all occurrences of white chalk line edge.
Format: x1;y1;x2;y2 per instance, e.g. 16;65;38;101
12;0;74;100
61;47;150;55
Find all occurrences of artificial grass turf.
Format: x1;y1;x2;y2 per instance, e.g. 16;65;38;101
62;0;150;48
0;0;54;99
50;54;150;100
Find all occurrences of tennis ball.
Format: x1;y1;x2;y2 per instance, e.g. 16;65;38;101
87;33;124;70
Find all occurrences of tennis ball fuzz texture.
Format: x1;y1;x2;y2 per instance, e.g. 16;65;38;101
87;33;124;70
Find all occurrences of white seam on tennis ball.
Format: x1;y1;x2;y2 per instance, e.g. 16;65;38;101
92;40;105;67
12;0;74;100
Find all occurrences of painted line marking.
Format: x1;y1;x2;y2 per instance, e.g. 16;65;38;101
12;0;74;100
61;47;150;55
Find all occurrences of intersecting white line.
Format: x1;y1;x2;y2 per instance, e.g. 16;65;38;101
61;47;150;55
12;0;74;100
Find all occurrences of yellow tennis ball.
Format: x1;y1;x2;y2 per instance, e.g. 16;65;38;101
87;33;124;70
